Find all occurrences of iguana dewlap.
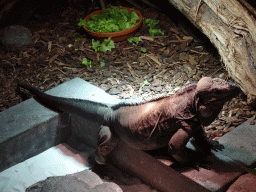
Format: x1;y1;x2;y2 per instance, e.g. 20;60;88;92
18;77;241;165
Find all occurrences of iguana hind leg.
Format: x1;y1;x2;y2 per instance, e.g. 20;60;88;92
95;126;118;165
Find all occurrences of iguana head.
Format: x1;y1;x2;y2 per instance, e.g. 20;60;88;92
195;77;241;126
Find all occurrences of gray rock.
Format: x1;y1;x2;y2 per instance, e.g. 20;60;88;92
109;88;121;95
26;170;122;192
100;84;111;92
103;71;112;77
135;70;143;75
0;25;32;48
128;76;135;82
154;87;163;92
150;86;163;92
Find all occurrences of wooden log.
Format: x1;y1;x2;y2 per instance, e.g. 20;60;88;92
108;140;210;192
168;0;256;105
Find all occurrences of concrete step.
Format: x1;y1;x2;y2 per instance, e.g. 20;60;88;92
218;120;256;168
0;77;119;173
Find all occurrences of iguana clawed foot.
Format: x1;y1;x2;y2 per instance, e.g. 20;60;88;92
170;138;224;171
206;139;224;152
191;138;224;153
189;139;224;171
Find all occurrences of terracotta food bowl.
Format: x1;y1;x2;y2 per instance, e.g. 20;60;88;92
82;7;143;42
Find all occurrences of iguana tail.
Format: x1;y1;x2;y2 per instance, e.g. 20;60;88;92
18;83;113;124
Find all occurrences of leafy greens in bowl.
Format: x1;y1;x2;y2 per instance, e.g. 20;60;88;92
79;6;140;33
79;6;143;42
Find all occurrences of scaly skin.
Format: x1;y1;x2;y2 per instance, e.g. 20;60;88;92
18;77;241;165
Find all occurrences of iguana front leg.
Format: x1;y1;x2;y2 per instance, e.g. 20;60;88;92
168;128;210;170
180;126;224;170
168;127;192;164
168;128;191;155
191;126;224;153
168;123;224;170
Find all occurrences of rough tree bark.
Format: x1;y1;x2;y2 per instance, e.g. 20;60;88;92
168;0;256;105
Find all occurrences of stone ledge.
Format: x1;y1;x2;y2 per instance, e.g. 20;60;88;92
0;77;116;172
0;113;69;173
218;120;256;167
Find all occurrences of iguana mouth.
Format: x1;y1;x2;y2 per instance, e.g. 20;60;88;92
227;81;241;92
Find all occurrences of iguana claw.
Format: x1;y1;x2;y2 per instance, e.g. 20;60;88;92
191;139;224;153
188;159;211;171
207;140;224;152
